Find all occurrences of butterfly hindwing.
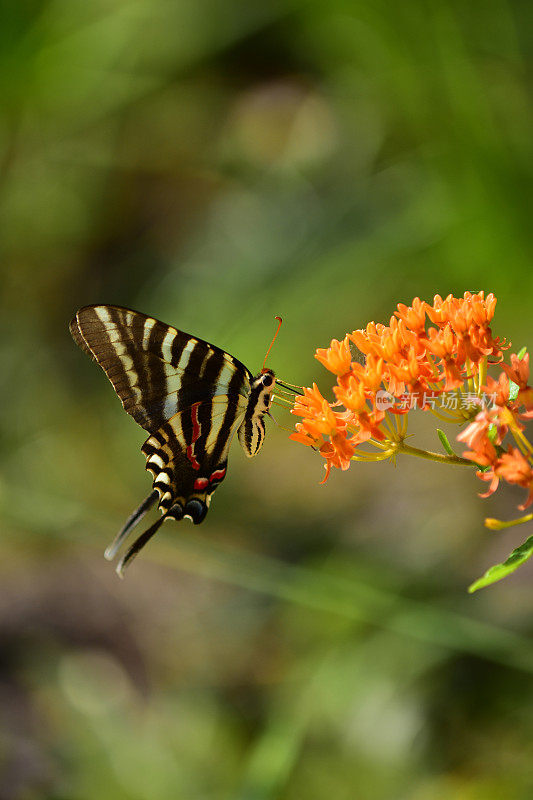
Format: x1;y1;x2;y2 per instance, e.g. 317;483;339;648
110;396;246;576
142;394;247;521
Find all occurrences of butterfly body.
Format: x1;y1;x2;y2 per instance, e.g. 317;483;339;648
70;305;275;573
238;369;275;457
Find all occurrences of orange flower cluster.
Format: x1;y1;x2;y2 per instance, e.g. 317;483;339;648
289;293;532;498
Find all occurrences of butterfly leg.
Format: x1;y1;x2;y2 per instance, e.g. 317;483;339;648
104;489;159;561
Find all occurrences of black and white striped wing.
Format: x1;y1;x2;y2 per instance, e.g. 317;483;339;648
70;305;251;432
70;305;253;572
143;393;247;519
104;392;248;575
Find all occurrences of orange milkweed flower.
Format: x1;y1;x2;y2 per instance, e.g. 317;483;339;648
351;407;387;443
377;320;400;363
290;383;342;447
334;374;367;413
315;336;352;377
426;293;449;326
467;291;496;326
422;324;465;390
388;350;436;407
501;353;533;410
291;382;333;422
476;466;500;498
395;297;428;334
360;354;386;394
482;373;510;408
319;432;357;482
290;427;322;448
456;409;498;451
502;353;529;387
349;322;385;359
460;436;498;468
494;448;533;510
495;447;533;487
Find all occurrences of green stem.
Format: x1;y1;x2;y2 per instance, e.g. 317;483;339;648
397;441;474;466
477;357;487;393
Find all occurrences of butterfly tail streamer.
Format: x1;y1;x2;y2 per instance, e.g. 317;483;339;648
115;513;168;577
104;490;159;561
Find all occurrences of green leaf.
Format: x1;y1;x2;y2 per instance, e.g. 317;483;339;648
476;464;493;473
509;379;520;401
517;346;528;360
487;423;498;443
468;534;533;592
437;428;454;455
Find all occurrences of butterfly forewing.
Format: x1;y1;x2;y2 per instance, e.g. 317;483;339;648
70;305;251;432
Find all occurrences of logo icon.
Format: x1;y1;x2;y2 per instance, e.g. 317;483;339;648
375;389;394;411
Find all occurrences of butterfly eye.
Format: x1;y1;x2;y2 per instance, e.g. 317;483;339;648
262;374;273;388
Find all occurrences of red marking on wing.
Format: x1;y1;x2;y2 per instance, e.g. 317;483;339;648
186;402;202;470
191;402;201;442
210;468;226;482
186;445;201;470
194;477;209;491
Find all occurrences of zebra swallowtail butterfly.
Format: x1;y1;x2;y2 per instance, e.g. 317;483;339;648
70;305;279;576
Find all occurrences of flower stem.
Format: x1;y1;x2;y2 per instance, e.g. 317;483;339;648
397;441;474;467
485;513;533;530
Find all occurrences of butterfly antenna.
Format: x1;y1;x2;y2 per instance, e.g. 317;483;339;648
262;316;283;371
104;490;159;561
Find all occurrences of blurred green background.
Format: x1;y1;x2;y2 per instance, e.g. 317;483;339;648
1;0;533;798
